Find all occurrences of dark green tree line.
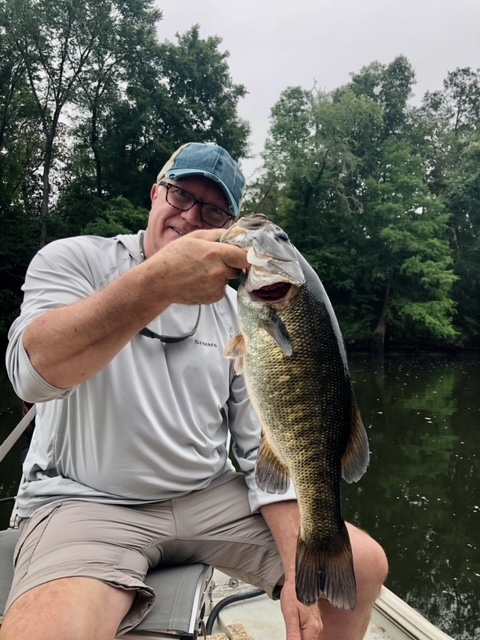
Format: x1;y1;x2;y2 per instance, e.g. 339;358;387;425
0;1;249;338
1;7;478;353
245;58;480;351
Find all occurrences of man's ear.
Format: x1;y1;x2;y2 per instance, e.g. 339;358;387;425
150;183;159;202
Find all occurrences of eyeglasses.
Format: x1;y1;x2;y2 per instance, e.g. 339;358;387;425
139;306;202;343
158;181;235;228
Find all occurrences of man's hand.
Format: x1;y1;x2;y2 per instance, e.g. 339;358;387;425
259;503;322;638
150;228;250;306
280;581;322;640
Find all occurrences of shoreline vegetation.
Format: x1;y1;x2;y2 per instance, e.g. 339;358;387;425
0;1;478;354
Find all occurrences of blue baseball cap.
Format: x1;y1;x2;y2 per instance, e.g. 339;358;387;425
157;142;245;217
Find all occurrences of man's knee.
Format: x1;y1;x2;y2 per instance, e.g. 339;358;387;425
347;523;389;596
0;576;134;640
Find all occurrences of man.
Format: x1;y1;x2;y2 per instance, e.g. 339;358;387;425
2;142;387;640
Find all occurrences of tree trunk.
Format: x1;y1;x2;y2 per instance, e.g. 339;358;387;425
372;282;391;357
39;137;53;248
90;96;103;198
39;106;62;248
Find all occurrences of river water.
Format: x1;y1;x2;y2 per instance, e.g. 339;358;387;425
0;354;479;639
344;354;480;640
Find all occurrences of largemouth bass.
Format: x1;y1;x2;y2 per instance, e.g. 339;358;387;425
221;214;369;610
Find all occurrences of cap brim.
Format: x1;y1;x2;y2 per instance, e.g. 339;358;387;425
164;168;239;216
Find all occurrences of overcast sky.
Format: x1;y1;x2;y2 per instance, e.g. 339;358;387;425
156;0;480;179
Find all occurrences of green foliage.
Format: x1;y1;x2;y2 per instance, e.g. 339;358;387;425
0;1;250;340
82;197;148;236
158;26;250;156
414;68;480;342
350;55;415;136
0;15;479;353
66;24;250;209
445;133;480;341
247;57;469;350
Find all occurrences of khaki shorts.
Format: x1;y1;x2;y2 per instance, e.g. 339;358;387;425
7;472;284;634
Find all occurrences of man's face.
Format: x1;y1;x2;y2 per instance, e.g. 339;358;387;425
144;176;233;255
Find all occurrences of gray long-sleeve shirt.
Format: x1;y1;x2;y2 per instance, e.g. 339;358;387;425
6;232;295;518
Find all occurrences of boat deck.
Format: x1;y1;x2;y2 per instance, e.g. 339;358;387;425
0;524;453;640
207;571;454;640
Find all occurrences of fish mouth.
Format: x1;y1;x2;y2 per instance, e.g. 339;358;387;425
250;282;293;302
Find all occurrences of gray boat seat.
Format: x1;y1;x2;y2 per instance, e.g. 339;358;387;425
0;528;212;639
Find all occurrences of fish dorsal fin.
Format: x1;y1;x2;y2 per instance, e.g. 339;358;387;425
341;400;370;483
255;434;290;494
260;310;293;356
223;332;246;374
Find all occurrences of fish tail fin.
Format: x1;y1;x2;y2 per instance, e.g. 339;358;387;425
295;523;356;610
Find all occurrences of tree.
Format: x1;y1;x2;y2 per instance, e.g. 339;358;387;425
412;67;480;343
363;138;457;352
249;86;380;251
72;0;162;201
444;132;480;342
61;25;250;219
0;22;43;333
0;5;251;337
350;55;416;137
158;26;250;158
0;0;162;246
82;197;149;237
249;59;457;351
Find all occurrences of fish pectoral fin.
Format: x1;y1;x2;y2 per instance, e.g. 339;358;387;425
341;400;370;483
223;332;246;358
223;333;246;374
255;435;290;494
260;311;293;357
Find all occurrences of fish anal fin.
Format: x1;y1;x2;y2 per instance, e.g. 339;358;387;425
255;435;290;494
260;310;293;356
295;522;356;610
341;399;370;483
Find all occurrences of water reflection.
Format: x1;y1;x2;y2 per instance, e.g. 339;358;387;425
0;356;479;638
344;355;480;640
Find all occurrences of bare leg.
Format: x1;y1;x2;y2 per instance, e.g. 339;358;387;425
319;523;389;640
0;576;135;640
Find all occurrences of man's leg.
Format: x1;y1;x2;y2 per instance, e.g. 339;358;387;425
0;577;135;640
0;501;171;640
317;523;389;640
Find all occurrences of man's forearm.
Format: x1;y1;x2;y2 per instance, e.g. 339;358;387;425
260;500;300;583
23;260;171;389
